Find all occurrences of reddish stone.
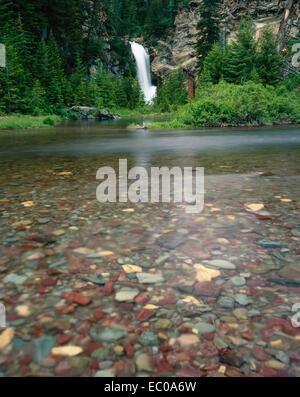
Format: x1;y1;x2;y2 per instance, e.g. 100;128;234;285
55;305;76;315
90;361;100;370
203;332;215;341
178;327;189;333
125;345;135;358
55;360;72;376
103;281;114;296
226;367;244;377
290;353;300;362
94;308;104;320
251;346;271;361
194;281;222;297
7;314;21;321
217;323;230;335
19;357;32;366
108;221;120;227
41;278;57;287
199;342;218;358
57;334;73;345
134;294;150;305
261;328;274;340
159;295;177;305
174;368;204;377
86;341;103;355
131;246;146;252
135;309;154;322
114;360;125;376
242;329;253;341
21;367;31;376
282;321;299;336
72;293;91;305
120;303;134;310
157;360;174;373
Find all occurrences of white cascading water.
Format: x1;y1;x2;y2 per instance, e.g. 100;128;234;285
130;41;157;104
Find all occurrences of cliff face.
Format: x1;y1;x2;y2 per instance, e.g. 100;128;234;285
151;0;300;82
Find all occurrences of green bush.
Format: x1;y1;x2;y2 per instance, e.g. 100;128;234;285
149;81;300;128
43;116;55;126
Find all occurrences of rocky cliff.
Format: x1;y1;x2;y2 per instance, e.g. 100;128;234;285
151;0;300;82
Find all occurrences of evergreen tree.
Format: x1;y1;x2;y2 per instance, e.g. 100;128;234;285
200;42;223;84
29;80;46;114
255;25;282;86
157;69;187;112
223;18;257;84
46;31;64;107
33;39;48;86
195;0;222;72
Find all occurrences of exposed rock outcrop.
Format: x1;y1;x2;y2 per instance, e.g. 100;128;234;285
151;0;300;82
67;106;120;120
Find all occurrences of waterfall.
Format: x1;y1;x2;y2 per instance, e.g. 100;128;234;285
130;41;157;104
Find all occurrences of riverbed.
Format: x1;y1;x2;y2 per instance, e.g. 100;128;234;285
0;120;299;377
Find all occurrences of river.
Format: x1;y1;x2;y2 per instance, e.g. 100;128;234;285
0;120;299;377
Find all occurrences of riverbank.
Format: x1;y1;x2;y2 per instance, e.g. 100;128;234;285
0;115;61;130
148;82;300;130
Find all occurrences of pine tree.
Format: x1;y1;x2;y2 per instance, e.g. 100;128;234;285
29;80;46;114
46;31;64;108
33;39;48;86
223;18;257;84
158;69;187;111
255;25;282;86
195;0;222;72
200;42;223;84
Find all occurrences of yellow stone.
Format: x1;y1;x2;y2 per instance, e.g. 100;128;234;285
270;339;282;346
22;201;35;207
51;346;83;357
57;171;72;176
122;208;135;212
182;296;203;305
52;229;65;236
0;328;15;350
113;345;124;355
245;203;264;212
194;264;220;282
144;304;159;310
12;220;32;228
281;198;292;203
122;264;142;274
98;251;114;256
217;238;230;244
16;305;31;317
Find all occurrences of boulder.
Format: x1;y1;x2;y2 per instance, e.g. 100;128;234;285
67;106;119;120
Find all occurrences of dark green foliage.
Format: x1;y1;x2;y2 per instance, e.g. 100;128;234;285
223;18;257;84
195;0;222;72
200;42;224;84
149;81;300;128
202;19;283;87
157;69;188;112
255;25;282;86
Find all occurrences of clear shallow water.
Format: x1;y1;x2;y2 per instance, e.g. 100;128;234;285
0;120;300;377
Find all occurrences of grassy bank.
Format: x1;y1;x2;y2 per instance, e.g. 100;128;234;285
148;82;300;130
0;115;61;130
